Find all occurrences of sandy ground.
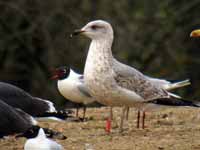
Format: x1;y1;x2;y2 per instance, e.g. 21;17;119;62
1;106;200;150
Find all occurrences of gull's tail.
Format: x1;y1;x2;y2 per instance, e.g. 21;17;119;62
165;79;191;91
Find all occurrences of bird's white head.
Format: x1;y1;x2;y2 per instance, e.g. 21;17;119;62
72;20;114;40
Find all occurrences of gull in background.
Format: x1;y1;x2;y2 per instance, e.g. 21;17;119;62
51;66;95;120
72;20;199;132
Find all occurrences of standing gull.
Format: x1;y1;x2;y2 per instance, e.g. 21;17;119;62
72;20;199;131
51;66;95;120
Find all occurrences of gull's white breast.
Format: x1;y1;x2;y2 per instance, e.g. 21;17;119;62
58;77;94;105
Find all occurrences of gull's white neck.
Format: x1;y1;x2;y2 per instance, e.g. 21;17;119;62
89;38;113;56
84;38;113;76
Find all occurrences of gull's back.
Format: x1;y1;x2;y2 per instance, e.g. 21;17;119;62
112;58;169;101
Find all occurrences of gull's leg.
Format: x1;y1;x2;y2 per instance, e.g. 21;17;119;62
125;107;129;120
142;111;146;129
110;107;113;120
106;107;113;133
76;107;79;118
106;107;112;133
106;107;114;133
106;117;111;133
137;110;140;128
119;107;126;133
83;106;86;120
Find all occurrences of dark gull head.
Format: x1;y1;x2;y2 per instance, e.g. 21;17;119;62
51;66;70;80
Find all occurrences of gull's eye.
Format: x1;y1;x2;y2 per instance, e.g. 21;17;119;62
91;25;98;30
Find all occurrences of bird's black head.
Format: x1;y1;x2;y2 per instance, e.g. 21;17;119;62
51;66;70;80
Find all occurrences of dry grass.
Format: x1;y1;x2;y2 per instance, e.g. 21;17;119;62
1;107;200;150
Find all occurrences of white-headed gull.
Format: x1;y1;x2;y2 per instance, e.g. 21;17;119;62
73;20;199;131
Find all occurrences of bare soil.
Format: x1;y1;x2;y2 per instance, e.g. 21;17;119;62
1;107;200;150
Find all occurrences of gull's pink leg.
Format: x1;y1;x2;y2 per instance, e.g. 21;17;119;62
106;107;113;133
106;118;111;133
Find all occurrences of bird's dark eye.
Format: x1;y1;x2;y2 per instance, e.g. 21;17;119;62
91;25;98;30
63;68;70;77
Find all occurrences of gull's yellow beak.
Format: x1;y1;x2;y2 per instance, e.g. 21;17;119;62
190;29;200;37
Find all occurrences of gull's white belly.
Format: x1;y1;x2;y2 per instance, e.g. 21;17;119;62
84;73;143;107
58;80;94;104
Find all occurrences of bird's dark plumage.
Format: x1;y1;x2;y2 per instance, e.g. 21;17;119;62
147;97;200;107
0;82;52;116
0;100;34;137
0;82;72;119
0;99;67;139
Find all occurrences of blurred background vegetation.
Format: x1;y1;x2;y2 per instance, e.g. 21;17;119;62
0;0;200;106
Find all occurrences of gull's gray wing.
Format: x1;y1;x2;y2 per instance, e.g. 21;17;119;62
77;75;92;98
77;83;92;98
112;59;169;101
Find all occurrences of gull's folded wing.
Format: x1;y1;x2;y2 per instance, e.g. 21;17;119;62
112;59;169;101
